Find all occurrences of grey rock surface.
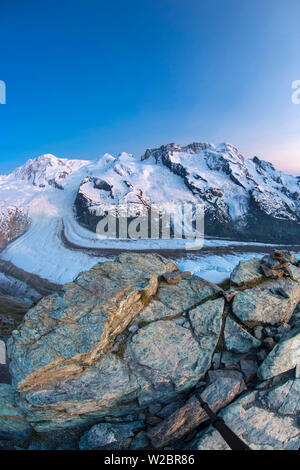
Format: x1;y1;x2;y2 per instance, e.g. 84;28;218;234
232;276;300;326
223;316;261;353
189;381;300;450
230;258;264;288
7;253;224;431
258;329;300;380
0;384;31;441
79;421;143;450
148;370;245;448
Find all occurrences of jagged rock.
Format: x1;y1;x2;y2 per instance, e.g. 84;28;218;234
0;384;31;441
240;359;258;383
148;370;245;448
230;258;264;288
258;329;300;380
257;350;268;363
188;380;300;450
148;403;162;415
7;254;223;431
231;253;300;326
5;251;300;449
259;378;300;416
157;398;186;419
212;352;222;370
0;205;30;250
275;324;291;341
146;415;162;426
232;275;300;326
223;316;261;354
222;288;238;303
260;251;298;280
79;421;143;450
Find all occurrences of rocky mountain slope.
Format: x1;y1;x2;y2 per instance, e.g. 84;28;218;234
1;250;299;450
0;204;30;250
11;154;89;189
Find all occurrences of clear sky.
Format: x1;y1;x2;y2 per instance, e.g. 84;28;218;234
1;0;300;175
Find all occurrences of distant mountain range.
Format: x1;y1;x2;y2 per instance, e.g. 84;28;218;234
0;142;299;247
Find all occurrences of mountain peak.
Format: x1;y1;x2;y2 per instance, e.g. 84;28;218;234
11;153;89;189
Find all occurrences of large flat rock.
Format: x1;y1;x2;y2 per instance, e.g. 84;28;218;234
7;253;224;431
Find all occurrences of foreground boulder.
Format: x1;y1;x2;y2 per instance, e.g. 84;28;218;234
7;253;223;432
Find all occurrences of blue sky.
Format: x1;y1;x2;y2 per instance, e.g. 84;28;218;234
0;0;300;174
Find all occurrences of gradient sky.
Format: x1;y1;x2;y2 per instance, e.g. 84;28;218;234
1;0;300;175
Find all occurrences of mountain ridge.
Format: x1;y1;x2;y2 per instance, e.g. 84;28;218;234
0;141;299;244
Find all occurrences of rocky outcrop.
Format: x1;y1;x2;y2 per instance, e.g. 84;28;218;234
2;250;300;450
0;205;30;251
0;260;62;341
7;253;223;432
12;154;89;189
230;258;264;288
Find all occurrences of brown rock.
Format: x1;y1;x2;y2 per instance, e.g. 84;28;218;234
263;337;277;351
162;271;191;284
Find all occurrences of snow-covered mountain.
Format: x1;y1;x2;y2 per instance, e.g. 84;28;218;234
0;141;299;250
0;143;299;246
11;154;90;189
74;142;300;243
